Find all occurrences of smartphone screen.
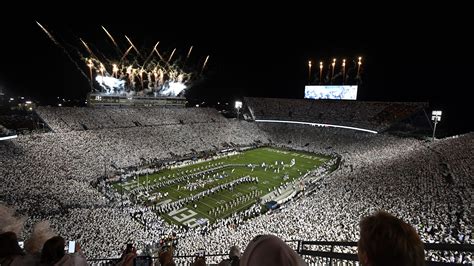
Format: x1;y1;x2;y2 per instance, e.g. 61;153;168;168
68;241;76;253
134;256;152;266
197;249;205;257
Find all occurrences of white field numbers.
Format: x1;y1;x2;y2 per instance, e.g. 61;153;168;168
168;207;200;228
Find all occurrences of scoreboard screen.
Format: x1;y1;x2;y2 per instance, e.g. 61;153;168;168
304;85;358;100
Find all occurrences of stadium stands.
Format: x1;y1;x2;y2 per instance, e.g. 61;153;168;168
36;106;227;132
245;97;428;132
0;103;472;264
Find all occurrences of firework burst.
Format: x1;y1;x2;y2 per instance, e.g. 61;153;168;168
36;23;209;97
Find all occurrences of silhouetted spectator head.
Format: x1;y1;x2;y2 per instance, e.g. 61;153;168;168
0;231;24;260
240;234;306;266
40;236;65;265
219;245;241;266
159;246;175;266
192;256;206;266
25;221;56;255
358;211;425;266
229;245;240;260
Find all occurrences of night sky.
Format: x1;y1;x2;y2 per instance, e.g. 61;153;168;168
0;8;471;135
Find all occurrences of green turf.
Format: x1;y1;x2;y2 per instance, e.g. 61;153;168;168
113;147;331;227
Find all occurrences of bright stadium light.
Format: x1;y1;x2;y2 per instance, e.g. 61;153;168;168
235;101;242;109
308;60;312;84
331;58;336;84
319;62;323;84
431;110;442;141
357;57;363;80
0;135;18;141
235;101;242;119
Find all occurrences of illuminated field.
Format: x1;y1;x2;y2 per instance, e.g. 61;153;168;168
113;147;331;227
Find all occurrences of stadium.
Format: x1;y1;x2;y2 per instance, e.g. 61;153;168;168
1;97;472;264
0;20;473;265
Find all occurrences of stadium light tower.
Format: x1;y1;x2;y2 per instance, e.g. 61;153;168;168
342;59;346;84
235;101;243;119
319;62;323;84
431;110;442;141
308;60;312;84
331;58;336;84
357;57;362;81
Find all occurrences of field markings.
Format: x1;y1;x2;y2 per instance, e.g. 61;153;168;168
186;207;214;221
196;198;215;210
114;147;331;226
167;206;214;223
217;191;235;202
219;200;256;218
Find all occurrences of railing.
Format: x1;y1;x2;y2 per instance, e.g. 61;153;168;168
297;240;474;265
87;241;474;265
87;253;229;265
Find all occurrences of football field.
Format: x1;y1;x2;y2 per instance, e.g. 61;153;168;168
113;147;330;228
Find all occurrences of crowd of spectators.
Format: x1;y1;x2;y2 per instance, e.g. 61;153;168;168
245;97;427;132
0;106;471;264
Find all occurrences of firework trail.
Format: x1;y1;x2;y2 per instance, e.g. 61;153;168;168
143;41;160;66
37;23;204;96
168;48;176;63
125;35;140;55
120;46;134;62
101;26;120;51
36;21;59;45
186;46;193;59
153;46;166;62
79;38;94;56
36;21;89;82
201;55;209;74
85;41;114;66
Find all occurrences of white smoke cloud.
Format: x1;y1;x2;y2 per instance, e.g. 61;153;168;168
95;75;187;97
95;75;126;95
158;81;187;97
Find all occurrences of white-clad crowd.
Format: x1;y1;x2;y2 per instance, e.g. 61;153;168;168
0;107;472;264
36;106;228;133
245;97;427;131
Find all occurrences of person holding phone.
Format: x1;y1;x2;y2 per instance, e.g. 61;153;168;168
0;232;25;265
18;241;25;250
116;243;137;266
70;241;77;254
133;255;153;266
158;245;175;266
40;236;87;266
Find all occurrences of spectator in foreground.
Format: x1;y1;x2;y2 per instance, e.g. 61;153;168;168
157;246;175;266
40;236;87;266
191;256;206;266
240;234;306;266
0;231;25;265
357;211;425;266
116;243;137;266
218;245;241;266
